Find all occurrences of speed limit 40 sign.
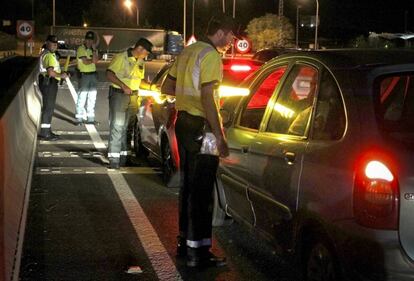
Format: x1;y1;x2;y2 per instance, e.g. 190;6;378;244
234;38;251;54
16;20;35;39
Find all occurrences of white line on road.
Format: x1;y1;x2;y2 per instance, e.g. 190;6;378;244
64;78;182;280
39;140;96;145
53;130;110;136
35;167;161;175
109;173;182;280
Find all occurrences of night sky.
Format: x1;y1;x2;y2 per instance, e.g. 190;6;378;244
3;0;414;40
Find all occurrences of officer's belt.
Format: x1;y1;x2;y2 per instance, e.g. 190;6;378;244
110;86;138;95
80;71;97;75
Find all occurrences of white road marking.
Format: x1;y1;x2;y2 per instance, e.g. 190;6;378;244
60;77;182;280
39;140;96;145
54;130;110;136
108;173;182;281
35;167;161;175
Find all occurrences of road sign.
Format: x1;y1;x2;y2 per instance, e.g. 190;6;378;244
103;35;113;46
234;38;251;54
16;20;34;39
186;35;197;46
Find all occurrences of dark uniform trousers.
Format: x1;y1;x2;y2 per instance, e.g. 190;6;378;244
39;75;58;137
175;111;219;254
126;95;139;153
108;87;139;162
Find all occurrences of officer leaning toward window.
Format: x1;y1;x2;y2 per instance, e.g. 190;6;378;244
75;31;99;126
162;14;234;268
106;38;153;169
38;34;68;141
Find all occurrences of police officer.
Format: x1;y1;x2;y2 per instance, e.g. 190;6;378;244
75;31;99;126
106;38;153;169
162;14;234;267
38;34;68;141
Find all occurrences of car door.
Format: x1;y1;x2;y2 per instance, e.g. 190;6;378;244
219;63;289;226
247;63;319;239
139;66;170;155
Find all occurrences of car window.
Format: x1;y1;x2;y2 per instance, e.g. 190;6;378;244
311;71;346;140
266;64;318;136
375;73;414;133
253;50;279;62
238;65;288;130
152;65;171;88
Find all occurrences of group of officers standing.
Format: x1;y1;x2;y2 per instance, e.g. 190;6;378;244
37;13;237;269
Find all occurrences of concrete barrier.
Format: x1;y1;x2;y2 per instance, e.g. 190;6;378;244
0;57;41;281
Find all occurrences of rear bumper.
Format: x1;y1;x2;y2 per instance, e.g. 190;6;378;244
335;220;414;281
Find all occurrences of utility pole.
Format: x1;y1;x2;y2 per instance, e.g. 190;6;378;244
183;0;186;43
278;0;283;17
405;10;408;33
52;0;55;27
278;0;283;46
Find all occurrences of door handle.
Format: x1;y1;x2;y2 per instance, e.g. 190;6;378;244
241;146;249;154
284;151;296;165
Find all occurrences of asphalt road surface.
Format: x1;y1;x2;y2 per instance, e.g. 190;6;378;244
19;60;297;281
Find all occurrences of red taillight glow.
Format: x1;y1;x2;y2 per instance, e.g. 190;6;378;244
365;161;394;182
230;64;252;72
354;158;399;230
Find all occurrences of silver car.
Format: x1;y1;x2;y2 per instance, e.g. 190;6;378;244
215;49;414;280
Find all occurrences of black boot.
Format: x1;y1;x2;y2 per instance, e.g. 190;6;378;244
176;236;187;258
186;247;226;268
109;158;120;169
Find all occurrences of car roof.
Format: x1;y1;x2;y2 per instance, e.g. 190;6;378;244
274;49;414;70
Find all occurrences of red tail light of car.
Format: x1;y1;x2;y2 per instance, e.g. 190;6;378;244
354;158;399;230
230;64;252;72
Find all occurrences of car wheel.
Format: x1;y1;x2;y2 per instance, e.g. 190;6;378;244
161;139;176;185
304;239;340;281
133;123;149;158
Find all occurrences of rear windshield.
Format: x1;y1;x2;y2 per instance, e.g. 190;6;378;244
375;73;414;142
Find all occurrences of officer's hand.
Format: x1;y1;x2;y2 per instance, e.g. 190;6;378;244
61;72;68;79
122;85;132;95
217;135;229;158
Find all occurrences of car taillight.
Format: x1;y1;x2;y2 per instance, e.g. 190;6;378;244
354;160;399;230
230;64;252;72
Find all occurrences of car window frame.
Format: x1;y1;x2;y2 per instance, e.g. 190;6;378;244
258;60;321;140
307;67;348;142
234;60;292;132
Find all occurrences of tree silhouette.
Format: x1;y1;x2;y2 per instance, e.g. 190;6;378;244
246;13;294;50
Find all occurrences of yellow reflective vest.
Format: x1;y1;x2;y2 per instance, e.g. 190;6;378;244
77;44;96;73
168;41;222;118
107;49;145;91
39;50;62;81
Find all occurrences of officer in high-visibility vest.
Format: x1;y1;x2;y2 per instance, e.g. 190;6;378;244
75;31;99;126
162;14;235;268
38;34;68;141
106;38;153;169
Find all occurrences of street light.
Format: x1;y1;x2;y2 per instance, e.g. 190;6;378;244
192;0;195;36
52;0;55;27
232;0;236;18
296;5;301;48
183;0;186;43
314;0;319;49
124;0;139;26
298;0;319;49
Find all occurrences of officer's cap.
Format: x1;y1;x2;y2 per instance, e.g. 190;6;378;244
85;31;95;40
134;38;153;54
46;34;58;43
